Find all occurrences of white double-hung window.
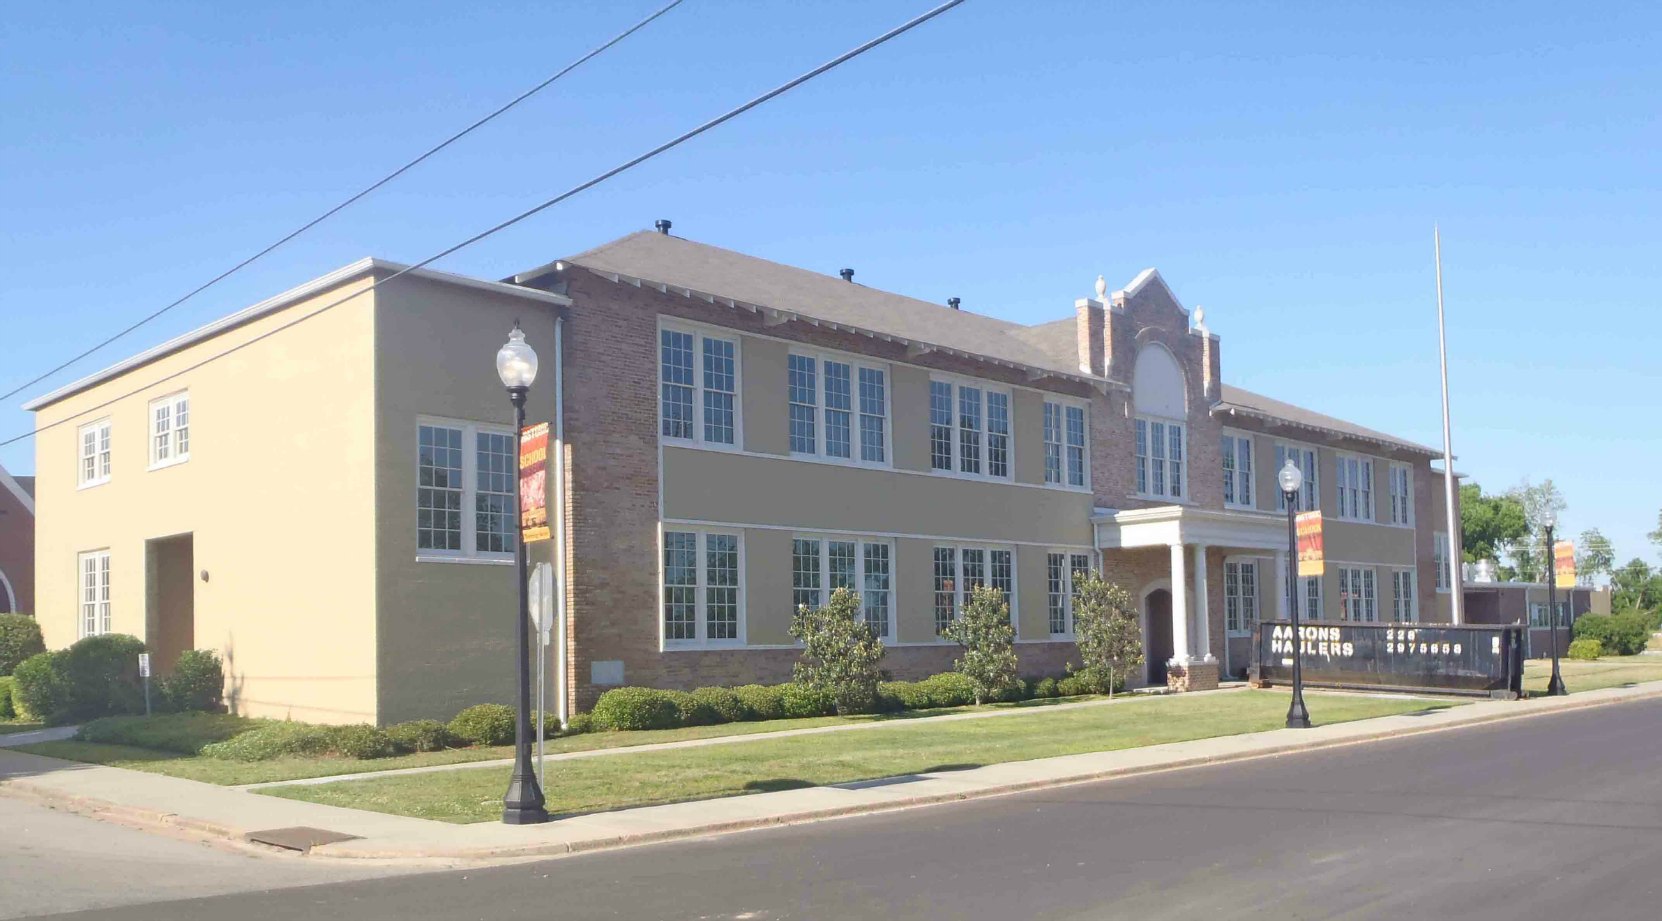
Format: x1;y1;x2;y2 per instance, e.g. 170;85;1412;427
149;391;190;468
929;377;1011;479
790;535;892;639
1043;400;1088;488
78;418;112;487
1338;567;1377;622
1388;464;1413;525
933;544;1015;634
663;529;743;646
1392;569;1417;622
1274;443;1319;512
786;351;887;464
660;326;738;446
1303;575;1324;620
78;549;111;637
1045;551;1094;637
1335;454;1373;521
1221;432;1254;508
1225;559;1260;635
1433;532;1452;591
417;419;516;561
1135;417;1186;500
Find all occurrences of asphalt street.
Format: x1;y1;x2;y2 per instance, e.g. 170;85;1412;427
23;696;1662;921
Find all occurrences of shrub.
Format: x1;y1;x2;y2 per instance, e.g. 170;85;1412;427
688;686;749;724
1033;677;1060;699
665;690;719;727
780;683;836;718
914;671;976;709
62;634;149;721
11;651;69;724
1056;674;1095;697
563;711;595;735
201;722;338;761
329;724;399;759
76;712;257;754
591;687;680;731
1567;638;1603;661
939;584;1021;706
1070;573;1142;698
160;650;224;713
878;680;930;711
790;586;886;715
0;614;45;676
1572;612;1650;656
385;719;456;753
732;684;786;721
448;703;516;745
0;676;14;720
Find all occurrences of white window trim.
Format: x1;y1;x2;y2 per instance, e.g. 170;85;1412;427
1391;567;1418;623
1334;452;1375;523
1387;463;1415;528
657;319;744;451
789;532;895;641
928;372;1015;483
1045;549;1095;639
1134;415;1188;501
414;415;517;565
147;390;191;471
1433;531;1452;593
1223;555;1263;637
1274;440;1320;512
1220;428;1255;510
1528;600;1569;629
786;346;892;469
1042;396;1092;492
660;526;747;650
78;549;111;638
1302;574;1325;621
932;541;1020;638
1337;566;1378;622
77;417;112;489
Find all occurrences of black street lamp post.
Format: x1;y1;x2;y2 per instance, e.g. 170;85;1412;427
1543;510;1566;697
497;322;550;825
1279;459;1311;729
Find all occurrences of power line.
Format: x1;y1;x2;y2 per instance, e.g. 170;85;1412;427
0;0;686;404
2;0;967;450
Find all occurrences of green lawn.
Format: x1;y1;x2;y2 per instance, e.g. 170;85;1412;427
13;695;1090;786
260;690;1449;824
1522;655;1662;694
0;720;44;736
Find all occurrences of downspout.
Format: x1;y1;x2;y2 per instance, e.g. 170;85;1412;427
554;313;569;726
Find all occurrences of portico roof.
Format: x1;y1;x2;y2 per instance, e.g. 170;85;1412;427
1092;505;1287;553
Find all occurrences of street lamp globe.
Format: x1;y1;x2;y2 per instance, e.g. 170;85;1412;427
1542;508;1557;530
1278;458;1303;496
496;323;539;390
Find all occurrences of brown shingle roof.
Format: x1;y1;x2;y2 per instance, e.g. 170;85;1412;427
1218;384;1438;456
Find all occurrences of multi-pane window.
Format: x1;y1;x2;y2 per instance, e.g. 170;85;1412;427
78;419;112;487
1045;401;1088;488
930;379;1011;479
149;392;190;467
1221;433;1254;508
1433;532;1452;591
1392;569;1417;622
934;544;1015;632
1224;560;1259;635
790;536;891;639
1046;551;1094;636
1388;464;1413;525
1339;567;1377;622
1529;601;1569;628
1043;403;1063;485
788;351;886;464
660;327;738;446
1336;455;1374;521
1303;575;1323;620
1274;444;1319;511
1135;417;1185;499
417;420;516;559
662;529;744;645
79;550;111;638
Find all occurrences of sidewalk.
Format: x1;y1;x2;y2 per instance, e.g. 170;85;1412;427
4;682;1661;863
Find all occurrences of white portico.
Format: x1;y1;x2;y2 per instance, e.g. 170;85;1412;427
1094;505;1288;689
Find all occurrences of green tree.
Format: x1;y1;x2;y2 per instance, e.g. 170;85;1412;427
1505;478;1567;581
1068;573;1143;698
1576;528;1616;585
939;584;1020;706
1459;482;1528;565
1610;558;1662;615
789;587;885;716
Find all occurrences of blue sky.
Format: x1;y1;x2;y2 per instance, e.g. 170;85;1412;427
3;1;1659;564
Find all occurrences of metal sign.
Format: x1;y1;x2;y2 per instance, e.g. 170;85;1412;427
1256;621;1524;697
519;422;550;543
1296;512;1325;577
137;653;150;677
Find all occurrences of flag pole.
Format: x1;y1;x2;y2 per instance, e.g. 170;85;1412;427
1435;225;1464;624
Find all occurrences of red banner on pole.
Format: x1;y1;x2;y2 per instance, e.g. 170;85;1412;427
1553;541;1576;587
1296;512;1325;577
520;422;550;543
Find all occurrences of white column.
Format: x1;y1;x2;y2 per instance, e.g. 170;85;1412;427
1193;544;1214;663
1170;543;1191;665
1275;549;1291;618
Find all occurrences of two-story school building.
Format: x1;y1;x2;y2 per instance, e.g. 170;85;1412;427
26;225;1460;724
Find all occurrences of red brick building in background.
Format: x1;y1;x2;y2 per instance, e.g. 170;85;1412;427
0;462;34;614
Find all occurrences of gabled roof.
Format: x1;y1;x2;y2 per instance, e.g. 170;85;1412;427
0;462;34;517
1216;384;1439;456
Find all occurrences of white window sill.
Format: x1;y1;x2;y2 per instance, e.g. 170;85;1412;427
1224;502;1258;512
77;478;110;491
1043;480;1093;494
662;640;749;652
148;456;190;472
929;467;1016;485
788;451;893;472
660;436;741;453
1129;493;1193;506
415;554;514;566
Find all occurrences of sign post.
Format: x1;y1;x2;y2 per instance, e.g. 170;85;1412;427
138;653;152;716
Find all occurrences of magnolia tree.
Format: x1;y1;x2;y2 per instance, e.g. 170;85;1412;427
940;584;1020;706
1070;572;1143;698
789;586;885;715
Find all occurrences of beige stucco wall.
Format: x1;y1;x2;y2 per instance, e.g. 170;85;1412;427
32;276;380;724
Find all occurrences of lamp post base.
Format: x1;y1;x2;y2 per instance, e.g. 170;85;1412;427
1545;674;1567;697
502;768;550;825
502;804;551;825
1286;696;1312;729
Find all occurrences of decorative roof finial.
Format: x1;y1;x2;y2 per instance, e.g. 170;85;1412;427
1094;274;1107;299
1194;306;1207;333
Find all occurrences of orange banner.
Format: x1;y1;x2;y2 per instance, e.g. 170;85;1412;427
1296;511;1325;577
1553;540;1576;587
519;422;550;543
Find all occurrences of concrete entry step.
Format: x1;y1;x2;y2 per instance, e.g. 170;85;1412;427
245;826;362;853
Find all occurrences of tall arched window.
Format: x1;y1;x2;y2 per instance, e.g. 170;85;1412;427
1133;344;1187;500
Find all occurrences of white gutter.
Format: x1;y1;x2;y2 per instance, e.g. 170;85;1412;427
554;314;569;727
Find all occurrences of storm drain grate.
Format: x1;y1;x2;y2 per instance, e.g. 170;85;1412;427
244;826;362;853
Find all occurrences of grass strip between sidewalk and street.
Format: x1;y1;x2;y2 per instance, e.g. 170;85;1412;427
1521;655;1662;695
258;690;1450;824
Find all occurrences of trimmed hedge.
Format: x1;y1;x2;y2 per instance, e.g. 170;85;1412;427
160;650;224;713
732;684;786;721
385;719;456;753
592;687;680;731
0;676;14;720
201;722;338;761
564;711;596;735
448;704;516;746
1572;612;1651;656
1567;638;1603;661
11;652;68;725
77;712;257;754
0;614;45;676
689;686;750;723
